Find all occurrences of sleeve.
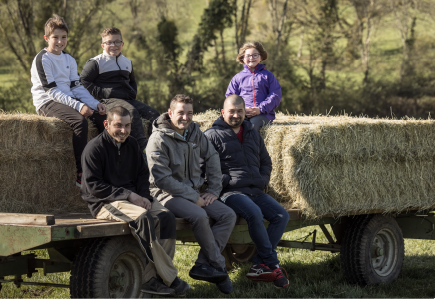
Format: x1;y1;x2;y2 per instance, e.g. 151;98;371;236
37;55;84;112
69;58;100;110
199;132;223;197
81;144;132;203
134;142;153;200
80;59;129;100
258;72;282;114
146;136;200;203
258;133;272;186
225;75;241;97
129;63;138;93
203;130;229;189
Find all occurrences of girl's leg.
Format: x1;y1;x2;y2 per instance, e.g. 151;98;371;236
247;115;270;132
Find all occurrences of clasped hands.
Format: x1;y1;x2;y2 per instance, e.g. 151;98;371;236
196;192;218;207
80;103;106;117
245;106;260;118
128;192;152;210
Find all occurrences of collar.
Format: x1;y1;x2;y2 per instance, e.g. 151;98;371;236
102;50;123;60
243;63;265;73
103;129;129;147
214;116;253;132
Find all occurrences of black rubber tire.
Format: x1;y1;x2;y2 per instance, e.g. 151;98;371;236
222;244;257;270
340;214;404;286
70;235;152;298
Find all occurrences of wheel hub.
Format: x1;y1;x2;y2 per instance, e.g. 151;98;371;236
371;228;398;277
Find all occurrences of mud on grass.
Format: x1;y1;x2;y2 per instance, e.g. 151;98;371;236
1;226;435;298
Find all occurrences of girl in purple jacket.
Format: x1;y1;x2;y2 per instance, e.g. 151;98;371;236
225;41;282;131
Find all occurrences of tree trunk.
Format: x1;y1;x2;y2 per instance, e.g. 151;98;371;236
220;29;226;65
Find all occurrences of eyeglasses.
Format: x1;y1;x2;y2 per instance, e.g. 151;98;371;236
244;53;260;59
103;40;123;46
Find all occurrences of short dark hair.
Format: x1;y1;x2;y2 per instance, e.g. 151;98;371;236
170;94;193;111
224;95;245;108
107;106;131;123
101;27;122;41
45;14;69;37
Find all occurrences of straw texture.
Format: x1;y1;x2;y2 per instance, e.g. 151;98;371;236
2;110;434;218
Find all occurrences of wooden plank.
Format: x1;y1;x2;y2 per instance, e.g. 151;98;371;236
76;222;130;239
0;213;55;225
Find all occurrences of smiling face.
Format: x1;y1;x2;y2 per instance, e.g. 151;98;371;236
104;114;131;143
168;102;193;135
222;100;245;129
243;48;261;71
101;34;124;57
44;29;68;55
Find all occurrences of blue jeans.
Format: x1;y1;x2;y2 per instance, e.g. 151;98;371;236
224;192;289;266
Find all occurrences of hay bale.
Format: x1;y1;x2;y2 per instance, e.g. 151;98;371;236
2;110;435;218
0;112;148;214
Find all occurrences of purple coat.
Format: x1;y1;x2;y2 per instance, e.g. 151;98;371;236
225;64;282;122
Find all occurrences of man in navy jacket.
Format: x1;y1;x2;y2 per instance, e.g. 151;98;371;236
204;95;290;289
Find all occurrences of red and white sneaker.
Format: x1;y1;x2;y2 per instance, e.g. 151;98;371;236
272;267;289;289
246;264;278;282
76;173;82;188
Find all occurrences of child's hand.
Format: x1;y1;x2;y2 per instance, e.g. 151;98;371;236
97;103;106;115
246;106;261;118
80;105;94;117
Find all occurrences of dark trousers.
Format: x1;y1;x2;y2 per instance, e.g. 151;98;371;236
38;101;106;174
102;98;160;152
247;115;270;132
224;192;289;267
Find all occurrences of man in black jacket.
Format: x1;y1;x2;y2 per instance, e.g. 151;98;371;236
204;95;290;289
80;27;159;152
81;106;189;297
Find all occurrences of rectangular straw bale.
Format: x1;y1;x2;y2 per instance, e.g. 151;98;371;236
0;112;148;214
278;117;435;218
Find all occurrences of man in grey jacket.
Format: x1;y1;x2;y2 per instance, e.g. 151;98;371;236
146;94;237;294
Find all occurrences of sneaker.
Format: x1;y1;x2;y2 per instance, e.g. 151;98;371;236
141;277;175;296
272;267;289;289
76;173;82;188
246;264;278;282
170;276;191;297
215;267;233;294
189;264;228;283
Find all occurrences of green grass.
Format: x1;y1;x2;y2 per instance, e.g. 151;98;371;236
1;226;435;298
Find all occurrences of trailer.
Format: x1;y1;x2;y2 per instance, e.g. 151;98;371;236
0;209;434;298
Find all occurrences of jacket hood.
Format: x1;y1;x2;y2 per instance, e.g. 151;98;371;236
212;116;254;132
243;63;266;73
152;112;200;141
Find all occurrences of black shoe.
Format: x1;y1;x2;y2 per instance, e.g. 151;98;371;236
189;264;228;283
170;276;191;297
141;277;175;296
216;276;233;294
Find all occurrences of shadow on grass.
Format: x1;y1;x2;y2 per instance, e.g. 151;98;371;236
171;253;435;298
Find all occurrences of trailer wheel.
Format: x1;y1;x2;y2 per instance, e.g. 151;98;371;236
340;214;404;286
70;235;152;298
222;244;257;270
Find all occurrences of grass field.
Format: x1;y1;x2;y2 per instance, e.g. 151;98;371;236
1;226;435;298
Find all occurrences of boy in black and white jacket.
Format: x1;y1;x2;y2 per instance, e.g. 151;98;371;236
30;14;106;187
80;27;159;154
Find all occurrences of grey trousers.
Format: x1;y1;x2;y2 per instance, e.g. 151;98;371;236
103;98;160;152
247;115;270;132
163;197;237;269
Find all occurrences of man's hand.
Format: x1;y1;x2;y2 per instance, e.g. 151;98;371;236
245;106;261;118
200;192;218;206
80;105;94;117
97;103;106;115
128;192;152;210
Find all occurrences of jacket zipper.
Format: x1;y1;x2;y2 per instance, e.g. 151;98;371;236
250;65;258;107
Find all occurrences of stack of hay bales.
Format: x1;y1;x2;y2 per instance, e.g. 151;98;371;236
194;110;435;218
2;110;435;218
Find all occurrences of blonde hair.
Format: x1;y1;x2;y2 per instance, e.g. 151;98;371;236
236;41;268;64
44;14;68;37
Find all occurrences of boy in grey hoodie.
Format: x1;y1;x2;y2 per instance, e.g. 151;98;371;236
146;94;237;294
